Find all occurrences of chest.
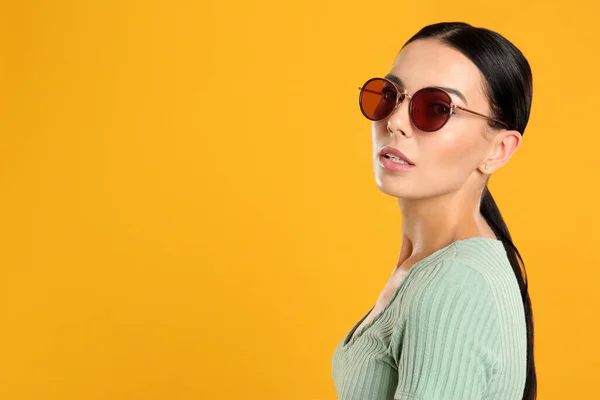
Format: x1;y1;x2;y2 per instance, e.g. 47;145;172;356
348;270;409;342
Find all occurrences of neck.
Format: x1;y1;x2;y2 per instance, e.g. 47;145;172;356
394;190;495;272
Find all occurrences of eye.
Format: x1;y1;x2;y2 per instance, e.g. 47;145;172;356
381;88;397;103
430;103;451;115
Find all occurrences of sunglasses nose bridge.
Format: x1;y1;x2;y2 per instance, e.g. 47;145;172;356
390;91;408;114
397;89;409;101
397;88;412;105
385;92;412;130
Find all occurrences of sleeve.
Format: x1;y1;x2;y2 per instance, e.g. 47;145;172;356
394;260;501;400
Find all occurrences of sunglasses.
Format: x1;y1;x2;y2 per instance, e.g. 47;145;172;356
357;77;510;132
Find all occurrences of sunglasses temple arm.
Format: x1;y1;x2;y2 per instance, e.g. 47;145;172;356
358;87;384;95
454;105;510;130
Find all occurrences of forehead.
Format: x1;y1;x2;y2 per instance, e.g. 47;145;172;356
388;38;485;105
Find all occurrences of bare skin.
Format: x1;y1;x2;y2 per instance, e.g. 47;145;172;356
349;38;522;341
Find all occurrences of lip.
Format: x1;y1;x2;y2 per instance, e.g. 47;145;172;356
377;146;415;173
378;146;414;165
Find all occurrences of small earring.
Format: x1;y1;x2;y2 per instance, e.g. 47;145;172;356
484;165;489;170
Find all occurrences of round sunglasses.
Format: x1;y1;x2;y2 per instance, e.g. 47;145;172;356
357;77;510;132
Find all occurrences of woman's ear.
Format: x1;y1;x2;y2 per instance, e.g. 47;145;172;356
480;130;522;173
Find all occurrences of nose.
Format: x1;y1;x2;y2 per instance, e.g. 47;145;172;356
386;96;412;137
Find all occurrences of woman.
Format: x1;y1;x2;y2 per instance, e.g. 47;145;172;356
331;22;536;400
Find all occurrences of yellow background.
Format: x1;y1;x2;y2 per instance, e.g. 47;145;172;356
1;0;598;399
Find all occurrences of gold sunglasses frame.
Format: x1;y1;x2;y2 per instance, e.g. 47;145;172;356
358;77;510;132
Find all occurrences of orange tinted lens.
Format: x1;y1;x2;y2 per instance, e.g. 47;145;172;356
359;78;398;121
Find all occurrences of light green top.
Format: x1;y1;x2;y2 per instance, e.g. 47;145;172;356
331;237;527;400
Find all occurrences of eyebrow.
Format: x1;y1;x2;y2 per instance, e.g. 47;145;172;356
384;73;468;105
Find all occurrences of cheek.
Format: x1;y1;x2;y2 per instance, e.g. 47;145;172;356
371;122;388;152
371;121;385;138
421;131;481;173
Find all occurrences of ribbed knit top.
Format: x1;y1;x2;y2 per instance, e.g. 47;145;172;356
331;237;527;400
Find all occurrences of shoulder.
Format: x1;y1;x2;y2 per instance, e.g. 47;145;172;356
392;256;518;398
403;238;517;315
399;256;504;353
406;257;498;313
402;258;502;359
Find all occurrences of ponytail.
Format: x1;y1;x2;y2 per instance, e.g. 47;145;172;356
481;186;537;399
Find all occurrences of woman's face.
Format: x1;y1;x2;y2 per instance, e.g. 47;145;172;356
372;38;509;200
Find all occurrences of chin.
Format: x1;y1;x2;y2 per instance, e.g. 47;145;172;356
373;157;420;195
374;173;412;198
